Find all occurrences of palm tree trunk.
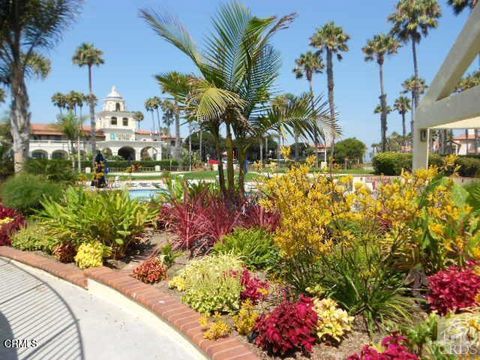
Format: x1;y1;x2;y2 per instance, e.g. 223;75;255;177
88;65;96;165
402;112;407;149
465;130;469;155
225;121;235;195
412;40;420;109
10;67;30;173
156;108;162;136
294;132;299;161
308;78;319;167
199;130;203;162
151;111;156;134
259;138;263;163
379;61;387;153
237;145;247;197
77;135;81;173
188;123;192;171
69;139;75;170
213;129;226;197
326;49;336;160
174;100;181;160
265;137;268;160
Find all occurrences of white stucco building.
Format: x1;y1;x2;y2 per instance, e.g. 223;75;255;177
30;86;176;161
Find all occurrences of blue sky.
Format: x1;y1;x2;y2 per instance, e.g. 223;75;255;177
1;0;471;149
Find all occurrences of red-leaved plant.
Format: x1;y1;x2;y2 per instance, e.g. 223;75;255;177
132;257;167;284
254;295;318;356
427;262;480;315
348;334;418;360
240;269;269;304
53;242;76;263
0;205;26;246
241;203;280;232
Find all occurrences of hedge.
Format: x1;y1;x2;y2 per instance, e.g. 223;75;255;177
372;152;443;176
80;159;180;171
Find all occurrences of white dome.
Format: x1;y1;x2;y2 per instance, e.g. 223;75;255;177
107;86;123;99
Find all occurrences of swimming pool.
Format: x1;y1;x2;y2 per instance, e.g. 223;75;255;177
128;189;165;200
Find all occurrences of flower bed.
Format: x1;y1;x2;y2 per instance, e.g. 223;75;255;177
4;156;480;359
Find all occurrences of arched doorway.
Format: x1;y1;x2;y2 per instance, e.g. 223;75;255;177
31;150;48;159
118;146;135;161
51;150;68;159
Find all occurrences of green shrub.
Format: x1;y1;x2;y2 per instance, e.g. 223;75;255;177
0;174;64;214
455;157;480;177
24;159;77;183
81;159;180;171
372;152;443;175
169;254;244;314
37;188;158;258
11;222;57;252
214;228;279;270
75;241;111;269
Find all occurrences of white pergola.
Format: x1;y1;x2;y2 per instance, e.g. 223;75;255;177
413;5;480;169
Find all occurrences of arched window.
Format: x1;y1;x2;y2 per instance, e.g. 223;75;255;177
111;117;117;125
115;103;121;111
122;117;128;126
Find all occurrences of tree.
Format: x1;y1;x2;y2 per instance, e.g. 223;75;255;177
147;96;162;134
0;88;4;104
0;0;80;172
51;92;67;114
402;76;428;134
133;111;144;129
393;96;411;142
160;99;175;136
334;138;367;164
447;0;478;14
363;34;400;152
389;0;441;111
374;104;393;115
145;97;157;133
56;112;83;170
310;22;350;156
72;43;104;160
293;51;324;161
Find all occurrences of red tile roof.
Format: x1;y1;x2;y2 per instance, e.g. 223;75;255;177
31;123;103;136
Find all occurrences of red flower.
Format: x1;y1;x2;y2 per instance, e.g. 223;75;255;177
240;269;269;304
132;257;167;284
0;205;26;246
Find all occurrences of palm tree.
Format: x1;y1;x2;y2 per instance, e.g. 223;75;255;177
293;51;324;161
402;76;428;135
155;72;190;163
310;22;350;157
72;43;104;160
0;1;79;172
133;111;144;129
145;98;156;133
393;96;412;142
363;34;400;152
142;3;324;195
149;96;162;135
56;112;83;170
389;0;441;111
51;92;67;114
447;0;478;14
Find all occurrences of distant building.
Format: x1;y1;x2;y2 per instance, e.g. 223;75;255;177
30;86;176;160
453;130;478;155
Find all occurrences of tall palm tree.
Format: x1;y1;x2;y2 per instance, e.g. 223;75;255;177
150;96;162;134
293;51;324;161
145;98;157;133
56;112;83;170
72;43;104;160
133;111;144;129
51;92;67;114
155;72;190;162
389;0;441;111
363;34;400;152
402;76;428;135
447;0;478;14
0;1;80;172
310;22;350;157
393;96;411;142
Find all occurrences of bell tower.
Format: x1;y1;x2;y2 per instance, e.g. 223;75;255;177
103;86;126;112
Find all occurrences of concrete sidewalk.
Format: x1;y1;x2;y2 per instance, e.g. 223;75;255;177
0;258;199;360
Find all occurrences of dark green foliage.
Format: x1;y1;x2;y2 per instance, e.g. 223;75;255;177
334;137;367;164
372;152;442;175
0;174;64;214
80;159;180;171
214;228;280;270
455;157;480;177
24;159;77;183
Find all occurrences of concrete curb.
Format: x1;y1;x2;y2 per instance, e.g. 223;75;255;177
0;246;259;360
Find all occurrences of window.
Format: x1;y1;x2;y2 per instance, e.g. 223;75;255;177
110;133;117;140
111;117;117;125
122;117;128;126
115;103;121;111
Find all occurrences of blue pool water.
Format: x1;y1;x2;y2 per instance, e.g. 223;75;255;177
128;189;164;200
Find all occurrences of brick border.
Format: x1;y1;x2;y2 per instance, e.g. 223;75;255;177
0;246;259;360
